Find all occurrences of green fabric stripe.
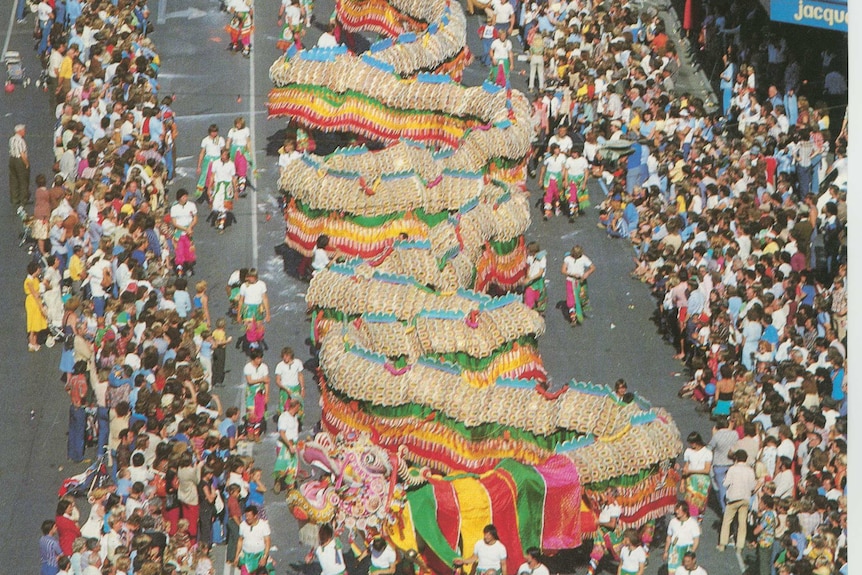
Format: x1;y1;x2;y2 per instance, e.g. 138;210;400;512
273;83;485;127
406;485;459;564
583;464;661;491
496;460;544;551
489;236;521;255
292;198;449;228
434;335;539;371
327;388;584;452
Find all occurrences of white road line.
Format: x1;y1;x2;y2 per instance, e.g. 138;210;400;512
1;0;16;59
174;110;268;120
157;0;168;25
249;18;259;268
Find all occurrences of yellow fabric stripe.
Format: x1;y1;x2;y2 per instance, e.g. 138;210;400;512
451;477;492;557
386;500;419;552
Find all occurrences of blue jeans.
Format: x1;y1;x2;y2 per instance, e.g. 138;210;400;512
712;465;730;512
38;19;52;55
16;0;27;20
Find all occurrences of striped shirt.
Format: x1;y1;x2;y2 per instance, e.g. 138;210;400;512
39;534;62;568
9;133;27;158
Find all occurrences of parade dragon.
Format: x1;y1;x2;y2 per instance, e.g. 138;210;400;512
268;0;683;572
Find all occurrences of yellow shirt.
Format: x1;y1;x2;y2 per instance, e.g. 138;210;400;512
59;56;74;81
213;327;227;345
69;254;85;281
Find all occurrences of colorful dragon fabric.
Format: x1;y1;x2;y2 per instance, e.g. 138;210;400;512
269;0;682;572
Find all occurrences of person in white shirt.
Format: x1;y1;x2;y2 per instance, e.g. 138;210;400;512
523;242;547;313
489;31;514;87
366;537;398;575
517;548;549;575
617;530;647;575
675;551;708;575
275;346;305;413
196;124;226;198
170;189;198;275
236;268;270;323
207;148;238;231
682;432;713;519
306;524;346;575
274;399;301;492
243;349;270;438
561;245;595;324
454;524;508;575
233;506;271;574
226;117;252;193
664;502;700;572
539;144;566;219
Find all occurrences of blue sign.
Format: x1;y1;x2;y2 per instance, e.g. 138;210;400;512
770;0;847;32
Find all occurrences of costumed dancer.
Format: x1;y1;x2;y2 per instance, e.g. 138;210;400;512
197;125;225;200
278;0;305;51
227;117;253;196
243;349;269;441
488;30;514;88
169;189;198;277
538;144;565;220
226;0;254;56
587;494;624;575
663;502;700;574
273;399;301;493
564;147;590;220
523;241;547;314
275;347;305;415
235;268;271;324
681;432;713;520
306;525;346;575
207;148;238;232
561;245;594;325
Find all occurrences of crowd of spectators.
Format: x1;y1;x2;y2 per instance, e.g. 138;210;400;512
22;3;298;575
25;0;849;574
479;0;848;574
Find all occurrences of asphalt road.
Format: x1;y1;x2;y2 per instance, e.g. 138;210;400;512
0;1;751;573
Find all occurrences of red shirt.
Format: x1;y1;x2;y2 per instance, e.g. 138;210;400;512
55;514;81;556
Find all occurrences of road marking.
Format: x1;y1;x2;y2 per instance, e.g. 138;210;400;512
174;110;267;120
1;0;16;59
164;7;207;20
157;0;168;25
249;19;259;268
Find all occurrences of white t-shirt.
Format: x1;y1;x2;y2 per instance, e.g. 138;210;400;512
619;545;647;573
277;411;299;442
244;361;269;383
565;155;589;178
239;280;267;305
238;519;271;553
370;545;397;570
228;126;250;147
170;201;197;229
684;446;713;473
315;540;345;575
543;154;566;175
311;247;330;272
87;258;112;298
563;254;593;279
667;516;701;546
284;4;303;26
474;540;507;571
527;254;546;281
675;565;707;575
275;358;304;391
490;38;512;63
201;135;226;157
211;158;236;183
492;0;514;24
517;563;550;575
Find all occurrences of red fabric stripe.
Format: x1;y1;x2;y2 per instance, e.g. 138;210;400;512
536;455;582;549
430;478;461;550
480;472;525;574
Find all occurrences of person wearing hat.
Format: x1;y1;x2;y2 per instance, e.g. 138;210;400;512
8;124;30;208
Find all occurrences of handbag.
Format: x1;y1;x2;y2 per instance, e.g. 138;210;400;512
214;490;225;514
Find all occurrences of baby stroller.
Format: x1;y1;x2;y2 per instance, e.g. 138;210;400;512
17;206;40;257
4;51;30;87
